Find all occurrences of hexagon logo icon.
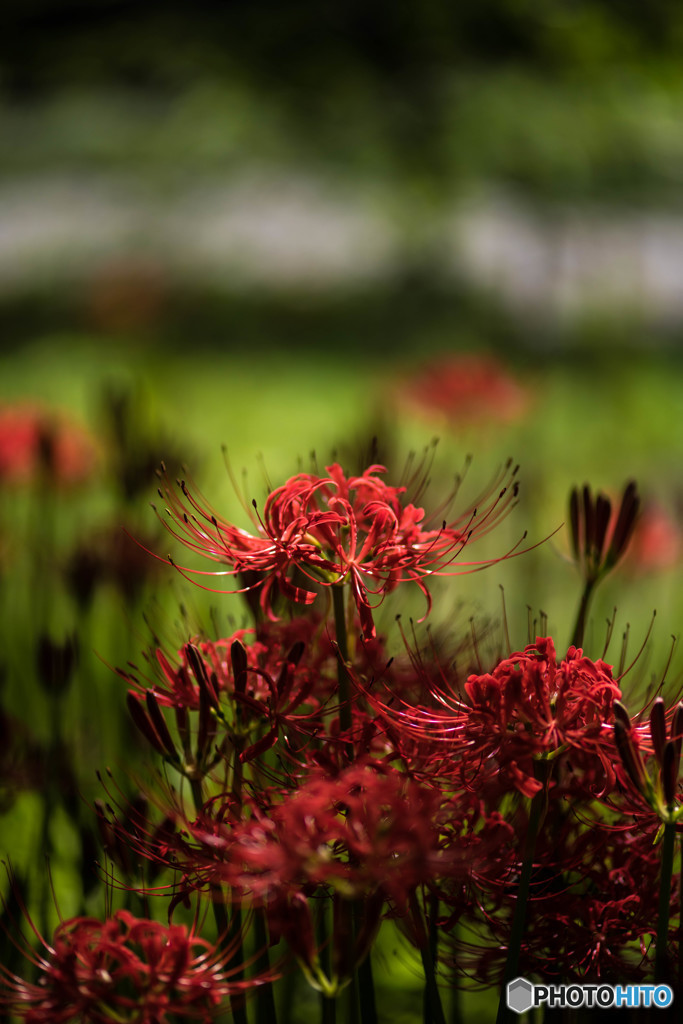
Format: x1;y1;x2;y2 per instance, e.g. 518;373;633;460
507;977;534;1014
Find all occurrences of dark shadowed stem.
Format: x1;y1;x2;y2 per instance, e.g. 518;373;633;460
409;891;446;1024
423;895;440;1024
332;585;352;737
345;970;360;1024
656;821;676;985
495;783;547;1024
570;578;596;649
332;584;359;1024
38;691;64;931
321;995;336;1024
253;909;277;1024
190;778;247;1024
357;953;377;1024
278;969;296;1024
448;922;463;1024
318;900;336;1024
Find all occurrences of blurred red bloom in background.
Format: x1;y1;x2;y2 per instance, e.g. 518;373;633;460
625;501;682;573
0;403;96;485
396;353;528;426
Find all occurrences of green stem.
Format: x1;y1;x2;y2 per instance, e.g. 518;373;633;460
570;577;596;649
656;821;676;984
409;891;446;1024
495;783;547;1024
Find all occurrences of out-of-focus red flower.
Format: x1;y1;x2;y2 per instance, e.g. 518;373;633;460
397;353;528;426
140;761;460;913
155;459;522;638
624;502;682;573
0;404;96;485
0;906;265;1024
454;823;667;985
228;762;452;907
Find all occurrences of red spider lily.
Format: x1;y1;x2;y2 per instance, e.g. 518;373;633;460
149;761;477;996
164;761;457;909
153;458;523;638
461;637;622;797
366;637;621;799
453;823;669;986
0;904;271;1024
0;403;96;486
121;619;341;773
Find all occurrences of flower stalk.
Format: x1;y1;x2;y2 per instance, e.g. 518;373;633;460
495;769;549;1024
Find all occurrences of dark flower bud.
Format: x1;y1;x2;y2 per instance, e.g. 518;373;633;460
650;697;667;768
612;700;633;730
144;690;178;760
36;420;57;477
670;702;683;781
605;481;640;570
569;481;640;582
231;640;248;698
185;644;218;709
614;717;648;797
126;692;168;758
662;740;678;808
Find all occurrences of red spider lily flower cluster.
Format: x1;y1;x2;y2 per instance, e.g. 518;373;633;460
7;434;680;1023
121;618;344;774
362;636;622;800
0;907;267;1024
100;758;507;995
453;823;667;986
154;458;522;637
461;637;622;797
180;762;456;906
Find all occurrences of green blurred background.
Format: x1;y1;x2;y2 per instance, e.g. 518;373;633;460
2;3;683;1019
